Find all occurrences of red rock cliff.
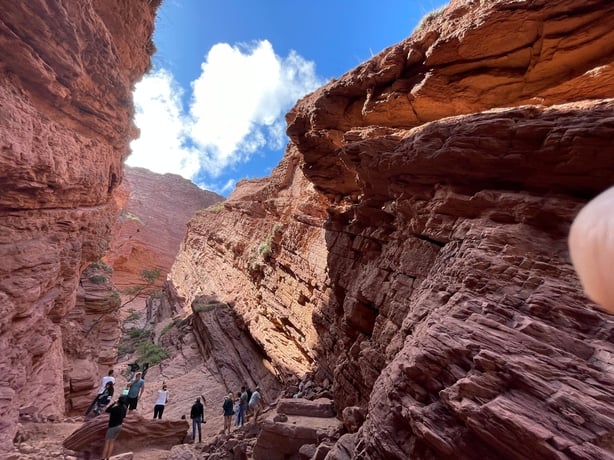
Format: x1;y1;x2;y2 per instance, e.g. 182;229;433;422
105;166;223;291
0;0;158;449
172;0;614;458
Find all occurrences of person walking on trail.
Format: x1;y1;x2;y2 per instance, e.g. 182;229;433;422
126;372;145;411
85;370;115;416
237;386;248;426
234;392;241;426
98;369;115;394
93;381;115;415
153;383;169;419
222;393;234;434
190;396;205;443
127;362;139;382
101;395;128;460
248;386;263;423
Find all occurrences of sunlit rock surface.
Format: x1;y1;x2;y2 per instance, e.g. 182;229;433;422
173;0;614;458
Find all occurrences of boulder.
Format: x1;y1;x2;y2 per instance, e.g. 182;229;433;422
63;412;188;458
277;398;336;418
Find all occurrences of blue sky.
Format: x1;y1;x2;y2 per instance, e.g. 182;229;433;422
127;0;449;196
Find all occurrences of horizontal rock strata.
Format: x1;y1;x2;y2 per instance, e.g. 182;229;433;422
172;0;614;459
63;411;188;456
106;166;223;291
0;0;158;450
285;0;614;458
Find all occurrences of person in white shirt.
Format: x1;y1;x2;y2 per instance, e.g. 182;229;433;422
153;383;169;419
248;386;263;423
98;369;115;394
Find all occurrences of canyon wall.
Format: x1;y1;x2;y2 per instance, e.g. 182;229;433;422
170;147;330;382
0;0;158;449
106;166;223;291
171;0;614;458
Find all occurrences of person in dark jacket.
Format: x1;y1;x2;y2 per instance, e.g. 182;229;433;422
102;395;128;460
190;396;205;442
222;392;234;434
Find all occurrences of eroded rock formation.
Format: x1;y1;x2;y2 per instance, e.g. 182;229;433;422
105;166;223;291
62;264;121;414
171;0;614;458
0;0;158;450
63;411;188;457
170;148;330;382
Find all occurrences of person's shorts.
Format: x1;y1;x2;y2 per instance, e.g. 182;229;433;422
127;396;138;410
105;424;122;440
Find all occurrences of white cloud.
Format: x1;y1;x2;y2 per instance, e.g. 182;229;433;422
127;40;324;193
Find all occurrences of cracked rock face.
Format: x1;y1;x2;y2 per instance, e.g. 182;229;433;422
173;0;614;458
0;0;157;450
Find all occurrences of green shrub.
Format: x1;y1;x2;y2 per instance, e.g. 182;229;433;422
117;342;135;358
127;327;150;340
89;261;113;273
160;318;183;336
136;342;169;365
89;274;108;284
125;308;141;322
257;241;272;258
193;302;220;313
208;203;225;212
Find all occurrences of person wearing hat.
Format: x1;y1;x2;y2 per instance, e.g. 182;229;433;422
248;386;263;423
153;382;169;419
101;395;128;460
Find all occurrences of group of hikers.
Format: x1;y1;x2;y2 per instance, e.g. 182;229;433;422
85;362;149;418
86;363;149;460
221;384;263;435
89;365;264;457
191;384;264;442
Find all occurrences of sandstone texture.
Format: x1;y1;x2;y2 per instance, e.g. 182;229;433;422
62;263;122;414
171;0;614;459
105;166;223;291
0;0;157;450
170;148;330;382
63;411;188;457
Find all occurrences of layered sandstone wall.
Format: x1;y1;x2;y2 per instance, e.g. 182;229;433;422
170;147;330;382
286;0;614;458
171;0;614;458
0;0;157;449
105;166;223;291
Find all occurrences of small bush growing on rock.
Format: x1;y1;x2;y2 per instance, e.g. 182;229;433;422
414;5;447;32
90;261;112;272
137;342;169;365
88;274;108;284
160;317;183;336
207;203;225;212
127;327;150;340
118;342;135;358
193;302;222;313
257;241;272;258
125;308;141;322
